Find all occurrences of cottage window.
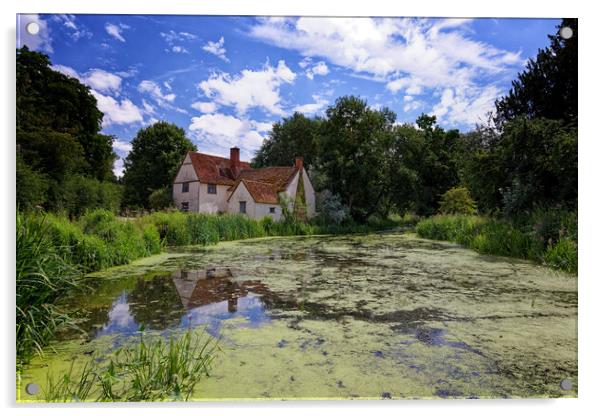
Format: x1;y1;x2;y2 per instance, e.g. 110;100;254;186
269;207;276;214
181;202;189;212
239;201;247;214
207;183;217;194
182;182;189;193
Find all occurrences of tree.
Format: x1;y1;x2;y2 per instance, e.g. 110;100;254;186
16;47;115;180
252;112;321;168
318;96;396;222
495;19;577;126
439;187;477;215
122;122;196;208
389;115;460;216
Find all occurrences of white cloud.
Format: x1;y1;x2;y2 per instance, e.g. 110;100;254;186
138;80;176;106
198;60;296;116
52;64;80;79
253;121;273;133
161;30;197;44
202;37;229;62
142;99;156;115
191;102;217;113
113;157;125;177
18;14;52;53
85;69;122;93
189;113;267;159
50;64;143;127
91;90;143;126
53;14;92;41
160;30;197;54
304;60;330;80
113;139;132;154
51;65;122;94
105;23;126;42
432;85;500;126
171;45;189;54
250;17;524;124
293;94;329;115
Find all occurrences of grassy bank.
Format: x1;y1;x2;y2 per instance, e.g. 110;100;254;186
415;212;577;274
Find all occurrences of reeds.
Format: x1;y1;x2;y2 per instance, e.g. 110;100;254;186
16;212;83;365
43;330;219;402
416;213;577;274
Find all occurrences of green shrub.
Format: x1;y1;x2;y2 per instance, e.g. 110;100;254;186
59;176;122;217
439;187;477;215
148;187;173;211
544;237;577;274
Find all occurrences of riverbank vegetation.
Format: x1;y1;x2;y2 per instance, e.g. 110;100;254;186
42;330;218;402
416;209;577;274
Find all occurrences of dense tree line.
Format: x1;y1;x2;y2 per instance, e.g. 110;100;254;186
254;19;577;223
17;46;120;215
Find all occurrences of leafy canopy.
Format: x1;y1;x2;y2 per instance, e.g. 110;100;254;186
122;121;196;208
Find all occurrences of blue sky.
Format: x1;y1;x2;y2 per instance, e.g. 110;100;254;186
17;14;559;176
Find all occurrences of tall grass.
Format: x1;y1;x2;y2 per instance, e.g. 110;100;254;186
416;213;577;274
16;212;83;365
43;330;219;402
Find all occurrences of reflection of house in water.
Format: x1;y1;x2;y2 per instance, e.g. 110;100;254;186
171;268;274;313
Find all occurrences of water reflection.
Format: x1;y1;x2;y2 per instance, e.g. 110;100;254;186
82;268;276;340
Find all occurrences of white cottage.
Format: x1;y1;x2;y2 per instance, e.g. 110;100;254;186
172;147;315;220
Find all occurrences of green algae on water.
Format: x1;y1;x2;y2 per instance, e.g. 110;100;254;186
18;233;577;401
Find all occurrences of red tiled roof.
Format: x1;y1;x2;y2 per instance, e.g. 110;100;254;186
186;151;252;186
180;151;300;204
228;167;298;204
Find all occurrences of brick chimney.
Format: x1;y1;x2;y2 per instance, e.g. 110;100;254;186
295;156;304;170
230;147;240;177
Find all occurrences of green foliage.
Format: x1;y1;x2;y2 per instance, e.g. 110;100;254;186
122;121;196;208
17;47;116;181
319;96;397;221
16;156;48;210
16;47;119;214
495;19;577;125
458;117;577;215
391;117;461;216
43;330;219;402
58;175;123;217
314;190;350;225
439;187;477;215
16;212;83;365
543;237;577;274
416;213;577;274
253;112;321;168
148;186;173;211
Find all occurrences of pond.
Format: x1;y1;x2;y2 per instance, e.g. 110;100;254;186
18;233;578;401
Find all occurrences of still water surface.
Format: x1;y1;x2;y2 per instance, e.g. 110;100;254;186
20;233;578;400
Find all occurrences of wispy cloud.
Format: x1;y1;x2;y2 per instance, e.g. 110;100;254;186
105;22;128;42
202;37;229;62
